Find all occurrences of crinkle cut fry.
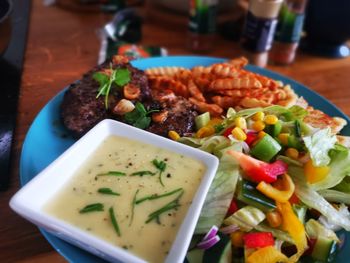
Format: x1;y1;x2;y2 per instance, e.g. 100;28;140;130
148;76;189;98
188;80;205;102
189;97;223;116
145;66;186;76
208;77;263;91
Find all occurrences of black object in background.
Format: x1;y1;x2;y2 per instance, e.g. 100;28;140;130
301;0;350;58
0;0;31;190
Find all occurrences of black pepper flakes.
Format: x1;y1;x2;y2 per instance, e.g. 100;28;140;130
166;173;171;178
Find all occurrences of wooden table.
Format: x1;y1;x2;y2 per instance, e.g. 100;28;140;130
1;1;349;262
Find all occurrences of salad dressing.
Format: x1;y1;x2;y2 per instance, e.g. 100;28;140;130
44;135;206;263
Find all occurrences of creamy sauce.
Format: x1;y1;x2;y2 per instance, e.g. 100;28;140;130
44;135;206;263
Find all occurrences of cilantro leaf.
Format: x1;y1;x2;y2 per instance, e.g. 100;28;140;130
115;68;131;86
124;102;158;129
93;68;131;109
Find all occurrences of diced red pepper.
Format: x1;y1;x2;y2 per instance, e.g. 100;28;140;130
288;193;300;205
243;232;274;249
245;131;258;146
227;151;288;183
223;127;234;138
226;199;238;216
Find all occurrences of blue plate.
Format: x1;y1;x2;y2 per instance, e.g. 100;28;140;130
20;56;350;262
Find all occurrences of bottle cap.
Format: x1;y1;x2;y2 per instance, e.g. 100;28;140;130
249;0;283;19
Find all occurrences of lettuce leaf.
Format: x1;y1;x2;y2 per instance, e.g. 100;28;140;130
195;143;241;233
180;136;242;234
286;161;350;231
305;219;339;242
309;146;350;191
318;189;350;205
303;128;337;167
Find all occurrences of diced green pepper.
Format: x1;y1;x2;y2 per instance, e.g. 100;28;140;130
250;134;282;162
237;179;276;212
311;237;338;262
265;121;282;137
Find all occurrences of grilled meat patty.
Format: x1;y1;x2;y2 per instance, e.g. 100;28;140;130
60;58;197;137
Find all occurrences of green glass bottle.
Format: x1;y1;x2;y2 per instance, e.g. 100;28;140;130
270;0;308;65
187;0;218;52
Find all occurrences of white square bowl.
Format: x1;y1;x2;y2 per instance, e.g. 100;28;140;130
10;119;219;263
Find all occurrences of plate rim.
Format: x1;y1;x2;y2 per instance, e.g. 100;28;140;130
19;55;350;262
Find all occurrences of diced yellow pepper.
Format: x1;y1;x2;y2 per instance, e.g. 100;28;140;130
277;201;307;262
247;246;288;263
196;126;215;138
278;133;289;145
252;121;265;131
256;174;295;202
252;111;265;121
234;117;247;130
230;231;244;247
264;114;279;125
285;147;299;159
168;130;180;141
231;127;247;141
304;159;330;184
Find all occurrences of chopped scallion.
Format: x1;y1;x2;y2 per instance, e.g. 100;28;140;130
79;203;104;213
97;188;120;196
109;207;121;237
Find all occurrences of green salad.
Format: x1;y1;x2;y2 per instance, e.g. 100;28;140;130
176;105;350;263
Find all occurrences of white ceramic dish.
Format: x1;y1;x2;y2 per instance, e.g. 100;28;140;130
10;119;219;263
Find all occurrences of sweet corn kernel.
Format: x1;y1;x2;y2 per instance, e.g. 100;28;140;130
285;148;299;159
230;231;244;247
304;159;330;184
196;126;215;138
258;131;267;139
231;127;247;141
252;120;265;131
234;117;247;130
266;211;282;228
252;111;265;121
278;133;289;145
168;130;180;141
264;114;279;125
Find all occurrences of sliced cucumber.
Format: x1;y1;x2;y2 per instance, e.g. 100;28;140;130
237;179;276;212
311;236;337;262
195;112;210;131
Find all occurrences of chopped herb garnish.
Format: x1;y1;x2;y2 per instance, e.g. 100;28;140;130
93;67;131;109
97;188;120;196
135;188;183;205
97;171;126;177
124;102;159;129
130;170;156;177
79;203;104;213
109;207;121;237
214;123;225;133
129;189;139;226
145;190;184;224
152;159;167;186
